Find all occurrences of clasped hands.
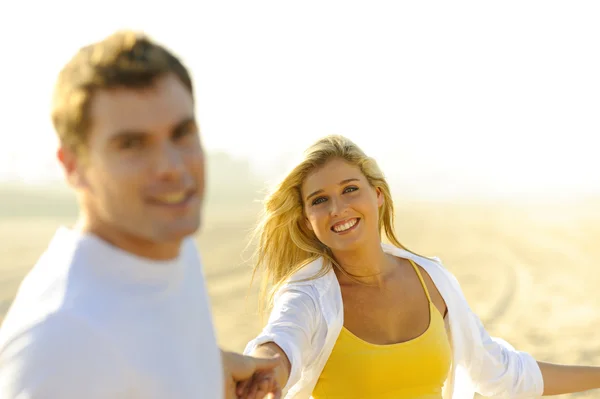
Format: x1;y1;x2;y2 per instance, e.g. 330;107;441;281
221;350;282;399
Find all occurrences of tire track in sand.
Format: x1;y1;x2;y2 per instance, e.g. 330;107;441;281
479;254;532;329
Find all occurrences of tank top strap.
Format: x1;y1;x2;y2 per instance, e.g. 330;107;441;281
408;259;432;304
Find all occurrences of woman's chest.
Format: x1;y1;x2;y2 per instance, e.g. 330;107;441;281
340;283;433;345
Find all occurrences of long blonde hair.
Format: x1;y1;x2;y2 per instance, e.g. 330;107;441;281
250;135;419;312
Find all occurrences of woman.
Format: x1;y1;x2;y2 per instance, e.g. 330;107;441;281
240;135;600;399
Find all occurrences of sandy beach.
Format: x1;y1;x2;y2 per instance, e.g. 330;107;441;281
1;198;599;398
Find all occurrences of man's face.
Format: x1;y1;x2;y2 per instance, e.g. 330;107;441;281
62;73;205;255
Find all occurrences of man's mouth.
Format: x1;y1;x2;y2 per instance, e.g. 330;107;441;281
148;190;196;206
331;218;360;233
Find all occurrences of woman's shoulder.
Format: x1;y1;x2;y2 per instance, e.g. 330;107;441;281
275;256;339;309
381;243;464;295
283;256;335;287
382;243;446;271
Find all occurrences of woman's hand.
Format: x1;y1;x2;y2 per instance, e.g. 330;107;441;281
221;350;281;399
237;343;291;399
236;369;280;399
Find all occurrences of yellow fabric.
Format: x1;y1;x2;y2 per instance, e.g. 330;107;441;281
312;260;451;399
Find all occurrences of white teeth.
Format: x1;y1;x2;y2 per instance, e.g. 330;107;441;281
333;218;358;232
154;192;186;204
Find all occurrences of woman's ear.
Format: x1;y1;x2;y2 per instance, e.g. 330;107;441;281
305;217;314;231
376;187;384;207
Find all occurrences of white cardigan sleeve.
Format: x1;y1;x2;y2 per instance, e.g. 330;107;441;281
439;264;545;399
244;286;323;394
469;310;544;398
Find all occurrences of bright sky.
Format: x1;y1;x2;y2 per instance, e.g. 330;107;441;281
1;1;598;199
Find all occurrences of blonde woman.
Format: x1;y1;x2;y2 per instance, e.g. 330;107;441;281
239;135;600;399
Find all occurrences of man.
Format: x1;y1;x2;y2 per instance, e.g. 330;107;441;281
0;31;279;399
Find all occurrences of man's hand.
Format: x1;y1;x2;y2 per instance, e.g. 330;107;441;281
221;350;281;399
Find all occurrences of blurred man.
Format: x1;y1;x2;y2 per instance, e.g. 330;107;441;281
0;31;279;399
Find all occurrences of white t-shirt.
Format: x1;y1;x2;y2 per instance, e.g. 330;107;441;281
0;227;224;399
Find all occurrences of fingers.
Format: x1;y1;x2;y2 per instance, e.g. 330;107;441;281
237;372;280;399
236;379;250;397
272;380;282;399
267;386;282;399
247;376;259;399
237;374;257;399
253;373;273;399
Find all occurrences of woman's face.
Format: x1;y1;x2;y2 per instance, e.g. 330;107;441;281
302;158;383;253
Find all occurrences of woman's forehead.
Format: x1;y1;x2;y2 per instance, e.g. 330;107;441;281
302;159;365;191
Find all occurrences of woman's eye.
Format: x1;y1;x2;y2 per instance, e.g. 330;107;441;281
343;186;358;193
312;197;326;206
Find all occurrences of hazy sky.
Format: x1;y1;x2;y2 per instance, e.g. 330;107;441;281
1;1;598;198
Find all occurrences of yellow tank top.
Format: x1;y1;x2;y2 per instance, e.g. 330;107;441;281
312;260;452;399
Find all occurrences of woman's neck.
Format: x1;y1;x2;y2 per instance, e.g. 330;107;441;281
332;241;397;287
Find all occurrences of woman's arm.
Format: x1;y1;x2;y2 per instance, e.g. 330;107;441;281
539;361;600;396
242;287;322;396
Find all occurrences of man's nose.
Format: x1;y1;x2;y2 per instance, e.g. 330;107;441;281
155;143;185;180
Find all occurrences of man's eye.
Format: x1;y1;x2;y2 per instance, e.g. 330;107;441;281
173;129;196;141
120;138;144;149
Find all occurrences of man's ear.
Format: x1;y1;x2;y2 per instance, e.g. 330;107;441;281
57;146;88;189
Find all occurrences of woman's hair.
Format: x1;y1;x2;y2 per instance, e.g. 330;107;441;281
250;134;419;311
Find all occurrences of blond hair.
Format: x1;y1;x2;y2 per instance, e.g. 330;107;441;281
250;135;420;312
51;30;193;156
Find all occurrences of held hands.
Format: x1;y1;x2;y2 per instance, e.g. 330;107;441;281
221;350;282;399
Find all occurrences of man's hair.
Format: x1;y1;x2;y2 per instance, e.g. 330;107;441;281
51;30;194;155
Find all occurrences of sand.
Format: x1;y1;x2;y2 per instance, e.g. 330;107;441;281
1;199;599;398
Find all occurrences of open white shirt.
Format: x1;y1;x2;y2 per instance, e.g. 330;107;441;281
245;243;544;399
0;227;223;399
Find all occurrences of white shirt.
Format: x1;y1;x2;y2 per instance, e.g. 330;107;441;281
0;227;223;399
244;243;544;399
